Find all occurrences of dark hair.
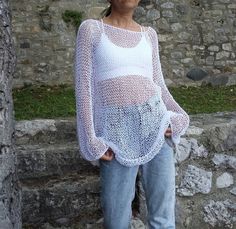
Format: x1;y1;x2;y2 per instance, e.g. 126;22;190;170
100;5;112;18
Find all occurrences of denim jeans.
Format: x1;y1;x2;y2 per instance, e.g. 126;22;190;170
99;138;176;229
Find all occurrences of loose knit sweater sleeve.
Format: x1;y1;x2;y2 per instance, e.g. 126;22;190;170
74;20;109;161
149;27;190;145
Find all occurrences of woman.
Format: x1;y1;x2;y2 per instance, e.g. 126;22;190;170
74;0;190;228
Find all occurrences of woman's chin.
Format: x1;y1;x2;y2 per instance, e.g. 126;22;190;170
118;0;139;10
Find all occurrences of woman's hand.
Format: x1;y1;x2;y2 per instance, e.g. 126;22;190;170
100;147;114;161
164;126;172;138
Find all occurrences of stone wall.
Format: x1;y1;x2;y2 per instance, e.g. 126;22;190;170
10;0;236;88
0;1;21;228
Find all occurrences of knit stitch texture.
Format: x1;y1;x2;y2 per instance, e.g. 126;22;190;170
74;19;190;167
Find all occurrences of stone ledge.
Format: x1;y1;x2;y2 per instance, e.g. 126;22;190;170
21;172;102;227
16;142;98;180
15;111;236;145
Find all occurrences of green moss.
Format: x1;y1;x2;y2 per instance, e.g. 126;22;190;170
62;10;84;29
12;84;236;120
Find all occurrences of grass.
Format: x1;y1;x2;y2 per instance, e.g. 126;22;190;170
13;84;75;121
12;84;236;121
170;84;236;114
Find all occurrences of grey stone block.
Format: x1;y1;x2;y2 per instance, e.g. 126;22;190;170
21;173;102;227
16;143;98;180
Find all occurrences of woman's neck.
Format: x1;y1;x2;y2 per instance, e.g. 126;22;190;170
103;12;139;30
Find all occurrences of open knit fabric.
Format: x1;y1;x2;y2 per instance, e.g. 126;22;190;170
74;18;190;167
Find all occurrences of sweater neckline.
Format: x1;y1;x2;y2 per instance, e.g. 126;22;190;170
100;32;147;50
99;19;150;34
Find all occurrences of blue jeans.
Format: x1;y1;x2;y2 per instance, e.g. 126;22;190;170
99;139;176;229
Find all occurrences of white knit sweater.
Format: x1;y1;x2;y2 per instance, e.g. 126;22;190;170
74;18;190;167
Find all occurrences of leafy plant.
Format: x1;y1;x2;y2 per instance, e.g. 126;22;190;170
62;10;84;29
